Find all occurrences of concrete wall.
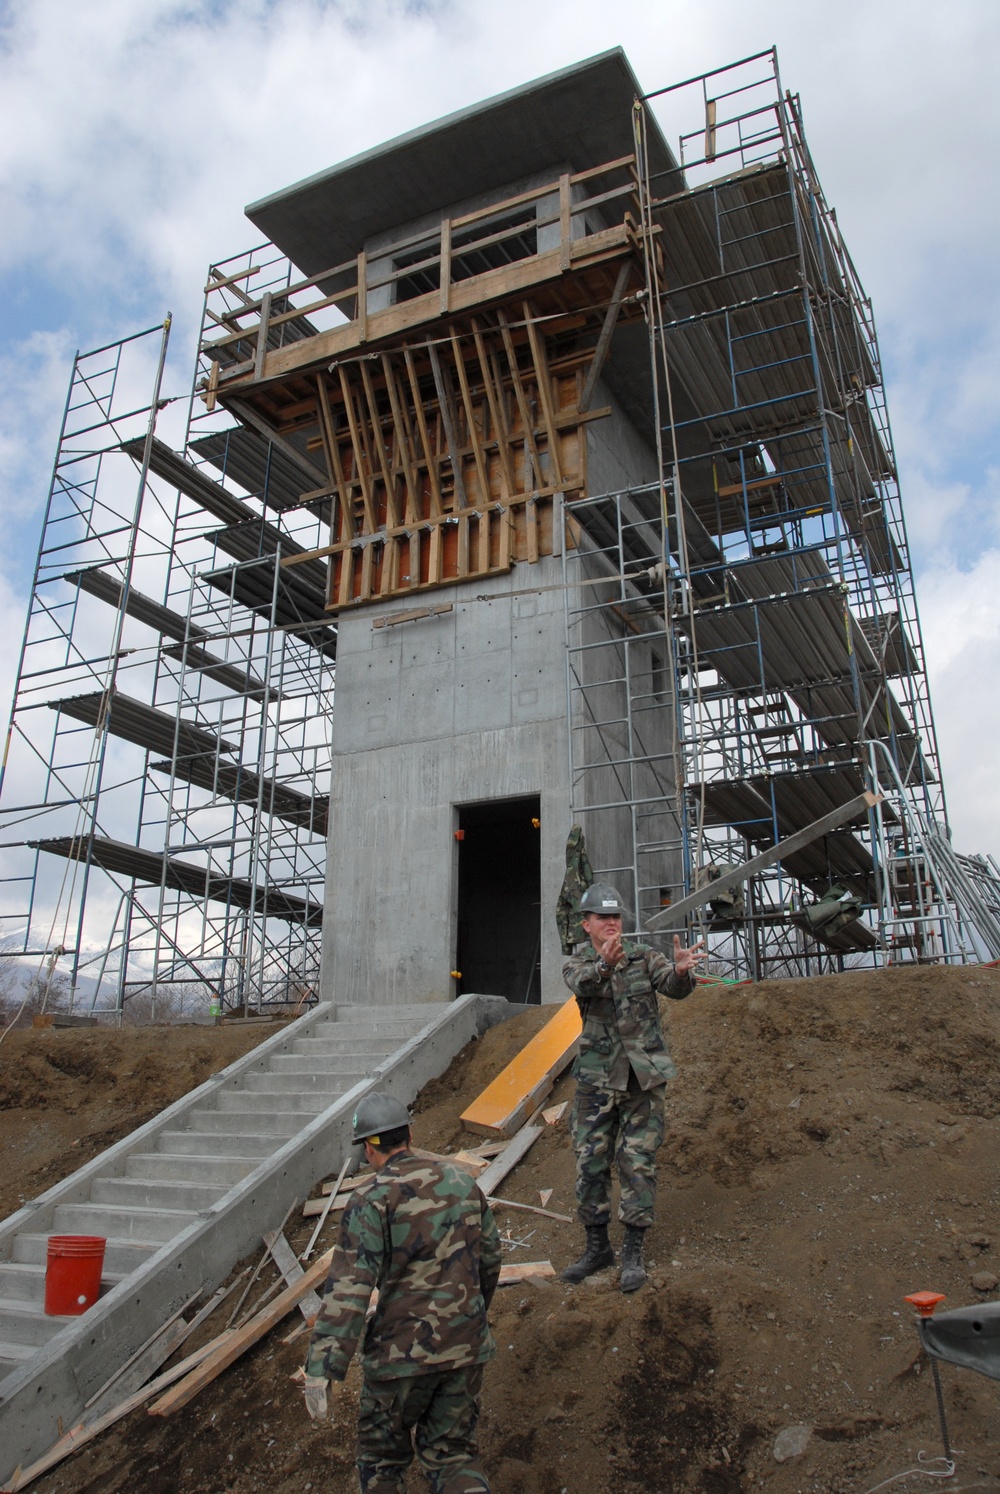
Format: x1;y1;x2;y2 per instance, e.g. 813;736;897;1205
322;560;571;1006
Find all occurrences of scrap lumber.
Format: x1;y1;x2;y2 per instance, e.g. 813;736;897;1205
302;1153;353;1260
488;1195;572;1224
542;1101;569;1125
460;998;581;1136
321;1169;374;1195
265;1229;323;1320
498;1261;555;1285
475;1122;543;1196
2;1334;233;1492
302;1194;349;1219
148;1248;334;1417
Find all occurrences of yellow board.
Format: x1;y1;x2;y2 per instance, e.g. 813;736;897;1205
460;997;582;1138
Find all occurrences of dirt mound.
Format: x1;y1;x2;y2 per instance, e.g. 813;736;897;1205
0;1023;288;1219
12;966;1000;1493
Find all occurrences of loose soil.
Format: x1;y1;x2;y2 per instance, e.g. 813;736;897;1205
5;966;1000;1494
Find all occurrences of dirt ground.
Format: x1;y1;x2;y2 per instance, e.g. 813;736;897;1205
5;965;1000;1494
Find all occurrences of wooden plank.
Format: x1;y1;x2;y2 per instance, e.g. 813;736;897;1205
457;515;470;577
579;259;632;414
356;250;367;342
525;497;539;564
646;791;883;931
2;1335;234;1492
559;174;572;271
360;358;400;528
265;1229;323;1320
542;1100;569;1125
428;342;467;506
497;1260;555;1286
462;997;581;1137
381;353;420;522
471;320;515;499
450;331;491;506
497;310;542;483
523;302;563;486
475;1123;544;1196
337;366;377;533
253;291;272;382
148;1249;335;1417
315;373;352;522
476;510;490;574
404;347;443;519
439;217;451;316
488;1196;572;1224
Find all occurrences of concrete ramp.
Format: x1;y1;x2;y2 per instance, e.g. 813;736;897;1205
0;993;513;1484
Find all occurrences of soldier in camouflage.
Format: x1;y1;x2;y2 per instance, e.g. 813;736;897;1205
302;1092;502;1493
562;883;706;1292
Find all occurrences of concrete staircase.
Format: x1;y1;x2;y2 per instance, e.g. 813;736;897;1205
0;993;512;1482
0;1004;433;1377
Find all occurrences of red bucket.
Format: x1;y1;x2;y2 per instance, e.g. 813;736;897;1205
44;1235;106;1316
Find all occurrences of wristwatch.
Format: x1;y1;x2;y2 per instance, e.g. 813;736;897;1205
596;957;612;978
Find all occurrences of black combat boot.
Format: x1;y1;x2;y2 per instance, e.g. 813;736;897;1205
620;1224;648;1292
561;1224;614;1282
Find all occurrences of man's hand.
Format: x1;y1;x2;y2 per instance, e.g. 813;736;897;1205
673;936;707;976
292;1367;332;1422
599;930;625;970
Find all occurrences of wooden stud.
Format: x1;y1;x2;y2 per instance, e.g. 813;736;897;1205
253;291;272;382
439;217;451;316
469;318;514;498
428;342;467;506
381;353;420;522
315;374;352;533
337;366;377;533
526;496;539;563
559;174;572;271
523;300;563;485
457;514;470;577
360;359;400;528
359;539;375;601
404;347;443;519
205;357;220;412
579;259;631;414
428;523;443;585
496;309;542;483
356;251;367;342
450;330;491;507
476;510;490;574
485;343;517;496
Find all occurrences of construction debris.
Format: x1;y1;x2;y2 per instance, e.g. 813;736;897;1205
460;999;580;1136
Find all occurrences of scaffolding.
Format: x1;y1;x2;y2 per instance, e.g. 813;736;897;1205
2;47;992;1007
0;312;332;1017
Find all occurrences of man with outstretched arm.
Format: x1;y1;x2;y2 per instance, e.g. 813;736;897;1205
562;883;707;1292
300;1092;502;1493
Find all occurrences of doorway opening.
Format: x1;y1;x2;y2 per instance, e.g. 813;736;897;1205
456;795;541;1004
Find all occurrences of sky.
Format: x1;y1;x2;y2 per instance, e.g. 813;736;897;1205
0;0;998;857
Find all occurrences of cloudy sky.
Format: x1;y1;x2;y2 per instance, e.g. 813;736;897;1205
1;0;998;856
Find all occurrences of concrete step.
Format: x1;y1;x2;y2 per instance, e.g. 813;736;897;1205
267;1054;378;1076
334;1005;438;1023
0;1340;37;1375
124;1153;256;1186
183;1109;309;1138
0;1261;125;1306
156;1129;285;1159
91;1177;231;1213
292;1035;423;1055
51;1203;197;1245
242;1071;351;1096
12;1234;157;1275
0;1299;74;1348
215;1088;333;1114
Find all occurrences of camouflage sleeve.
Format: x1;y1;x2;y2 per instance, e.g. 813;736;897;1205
304;1189;384;1383
562;949;608;1011
644;946;695;1002
479;1196;502;1309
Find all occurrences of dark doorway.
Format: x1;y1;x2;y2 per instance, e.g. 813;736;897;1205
456;796;541;1003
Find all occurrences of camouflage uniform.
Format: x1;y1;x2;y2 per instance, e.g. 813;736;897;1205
556;824;594;955
562;940;694;1227
305;1150;502;1494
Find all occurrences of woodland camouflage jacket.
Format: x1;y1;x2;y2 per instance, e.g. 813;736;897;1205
563;940;695;1091
305;1150;502;1383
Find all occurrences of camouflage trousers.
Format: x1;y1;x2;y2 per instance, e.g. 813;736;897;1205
571;1079;666;1228
356;1363;490;1494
